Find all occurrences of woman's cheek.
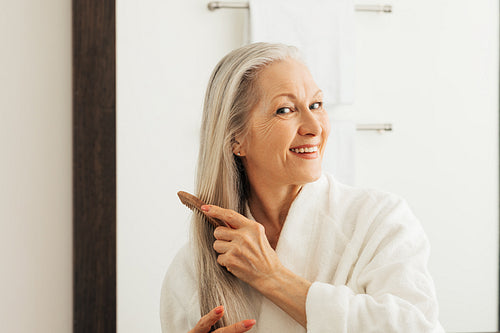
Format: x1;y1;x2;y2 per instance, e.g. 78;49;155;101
252;117;280;140
320;112;331;134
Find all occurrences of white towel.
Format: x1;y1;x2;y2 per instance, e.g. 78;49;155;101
322;119;356;185
249;0;356;105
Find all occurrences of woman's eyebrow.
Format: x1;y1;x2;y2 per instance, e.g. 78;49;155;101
271;93;296;101
271;90;323;101
313;90;323;98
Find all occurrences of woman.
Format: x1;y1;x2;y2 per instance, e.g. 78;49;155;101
160;42;443;332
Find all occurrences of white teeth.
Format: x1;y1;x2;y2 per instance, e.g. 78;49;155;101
291;146;319;153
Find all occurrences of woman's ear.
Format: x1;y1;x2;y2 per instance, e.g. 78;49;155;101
232;137;246;157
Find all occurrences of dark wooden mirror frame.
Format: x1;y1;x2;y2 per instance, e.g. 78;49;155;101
73;1;116;332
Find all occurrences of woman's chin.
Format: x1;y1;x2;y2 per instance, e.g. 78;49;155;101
294;168;323;185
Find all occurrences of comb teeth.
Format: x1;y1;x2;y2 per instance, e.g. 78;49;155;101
177;191;229;228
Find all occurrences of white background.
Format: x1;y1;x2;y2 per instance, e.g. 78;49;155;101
117;0;499;332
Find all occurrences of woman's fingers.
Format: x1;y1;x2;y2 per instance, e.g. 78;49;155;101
189;306;256;333
189;306;224;333
213;319;256;333
214;226;237;241
213;239;231;254
201;205;248;229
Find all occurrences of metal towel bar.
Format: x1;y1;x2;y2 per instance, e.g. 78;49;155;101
207;2;393;13
356;123;393;132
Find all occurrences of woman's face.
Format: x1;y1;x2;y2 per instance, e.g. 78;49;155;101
237;58;330;189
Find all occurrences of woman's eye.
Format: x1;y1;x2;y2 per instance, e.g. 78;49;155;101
310;102;322;110
276;107;292;115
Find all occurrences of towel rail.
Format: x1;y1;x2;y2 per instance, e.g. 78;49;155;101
356;123;393;132
207;2;393;13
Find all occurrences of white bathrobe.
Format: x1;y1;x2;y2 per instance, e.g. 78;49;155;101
160;174;444;332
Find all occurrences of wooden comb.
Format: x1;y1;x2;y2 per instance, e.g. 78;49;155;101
177;191;229;228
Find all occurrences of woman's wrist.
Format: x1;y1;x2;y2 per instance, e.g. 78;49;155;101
254;264;290;294
254;264;311;328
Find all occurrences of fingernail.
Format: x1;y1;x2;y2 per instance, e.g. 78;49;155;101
242;319;256;328
201;205;210;212
215;305;223;314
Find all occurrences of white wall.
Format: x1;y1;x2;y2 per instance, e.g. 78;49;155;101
0;1;72;333
348;1;499;330
118;0;498;332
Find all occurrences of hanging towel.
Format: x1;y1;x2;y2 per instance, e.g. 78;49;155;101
249;0;356;105
322;119;356;185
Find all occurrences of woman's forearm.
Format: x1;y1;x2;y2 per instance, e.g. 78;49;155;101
255;265;312;328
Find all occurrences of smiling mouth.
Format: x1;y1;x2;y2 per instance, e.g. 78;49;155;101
289;146;319;154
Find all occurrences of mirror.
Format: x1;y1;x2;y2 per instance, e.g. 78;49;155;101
74;0;499;332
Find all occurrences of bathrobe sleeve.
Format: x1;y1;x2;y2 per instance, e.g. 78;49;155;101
160;244;200;333
305;196;444;333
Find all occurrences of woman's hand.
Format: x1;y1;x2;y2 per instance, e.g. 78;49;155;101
189;306;255;333
201;204;283;289
202;204;311;328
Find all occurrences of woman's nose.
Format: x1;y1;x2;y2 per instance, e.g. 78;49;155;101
298;109;323;136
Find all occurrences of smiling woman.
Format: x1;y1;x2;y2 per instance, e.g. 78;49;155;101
159;42;444;333
74;1;499;332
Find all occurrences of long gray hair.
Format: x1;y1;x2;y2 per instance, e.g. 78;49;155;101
192;42;302;327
